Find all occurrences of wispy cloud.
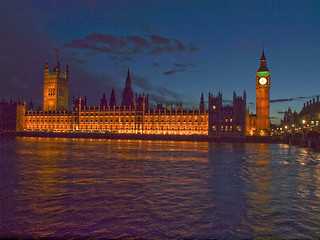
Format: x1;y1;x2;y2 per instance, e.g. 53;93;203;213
174;62;186;68
61;56;87;65
163;62;195;76
222;99;233;104
63;33;198;56
131;74;153;92
120;19;153;33
270;95;320;103
108;55;132;62
163;69;186;75
127;72;193;106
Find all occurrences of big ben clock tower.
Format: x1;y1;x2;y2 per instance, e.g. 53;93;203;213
256;48;270;134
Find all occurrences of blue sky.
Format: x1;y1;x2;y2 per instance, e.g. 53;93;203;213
1;0;320;124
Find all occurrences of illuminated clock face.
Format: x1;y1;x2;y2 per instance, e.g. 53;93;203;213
259;77;267;85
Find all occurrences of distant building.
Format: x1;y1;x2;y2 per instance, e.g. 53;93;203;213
0;99;25;132
22;60;208;135
4;49;272;137
281;97;320;129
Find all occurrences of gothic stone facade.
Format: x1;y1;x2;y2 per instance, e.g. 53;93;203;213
17;52;272;137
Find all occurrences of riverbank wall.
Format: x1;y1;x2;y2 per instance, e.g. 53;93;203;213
0;131;282;143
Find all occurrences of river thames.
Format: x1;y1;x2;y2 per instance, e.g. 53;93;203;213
1;137;320;238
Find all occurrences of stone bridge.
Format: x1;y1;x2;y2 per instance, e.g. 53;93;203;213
282;127;320;149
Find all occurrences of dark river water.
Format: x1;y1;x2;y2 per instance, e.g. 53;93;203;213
1;137;320;238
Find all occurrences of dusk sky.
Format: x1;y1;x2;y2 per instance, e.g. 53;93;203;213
1;0;320;124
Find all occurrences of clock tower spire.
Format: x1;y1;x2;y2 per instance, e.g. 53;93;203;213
255;48;270;135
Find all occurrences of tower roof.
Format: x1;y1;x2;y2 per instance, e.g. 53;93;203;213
260;48;266;61
53;61;60;72
258;48;269;72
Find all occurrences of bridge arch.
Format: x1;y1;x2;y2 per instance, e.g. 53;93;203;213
283;132;293;144
293;131;304;146
306;130;320;148
293;131;303;139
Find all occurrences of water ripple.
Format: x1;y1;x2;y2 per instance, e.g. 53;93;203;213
1;138;320;238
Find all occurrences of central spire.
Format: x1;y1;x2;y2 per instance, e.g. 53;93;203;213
125;68;131;89
122;68;134;107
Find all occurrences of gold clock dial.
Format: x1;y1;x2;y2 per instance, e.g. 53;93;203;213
259;77;267;85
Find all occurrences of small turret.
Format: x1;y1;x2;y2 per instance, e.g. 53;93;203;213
54;61;60;73
65;65;69;78
109;88;116;107
28;100;33;111
78;96;82;111
100;93;108;109
44;60;49;76
200;92;205;111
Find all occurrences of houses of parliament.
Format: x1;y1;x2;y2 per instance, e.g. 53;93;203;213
0;49;271;137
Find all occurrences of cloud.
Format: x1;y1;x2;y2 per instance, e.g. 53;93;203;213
163;69;186;75
131;74;153;92
127;72;193;106
270;98;294;103
147;92;194;108
163;62;196;76
270;94;320;103
150;35;170;44
120;19;153;33
63;33;198;56
173;39;185;52
61;56;87;65
174;62;185;68
157;87;182;100
108;55;132;62
222;99;233;104
189;43;199;52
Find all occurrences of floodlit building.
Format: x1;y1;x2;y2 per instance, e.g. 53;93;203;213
2;49;272;137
